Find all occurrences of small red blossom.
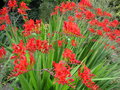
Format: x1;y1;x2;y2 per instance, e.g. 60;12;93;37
0;24;6;31
0;7;9;15
75;12;83;19
8;0;18;8
78;66;99;90
102;19;109;25
110;45;116;50
51;2;76;15
88;19;99;26
63;21;82;37
60;2;76;13
22;19;41;36
57;40;64;47
116;38;120;43
10;55;29;77
18;8;27;15
88;28;96;33
68;16;75;21
4;15;11;24
103;11;112;17
19;1;30;10
84;10;95;19
9;53;35;78
26;38;36;52
36;39;52;53
0;47;6;58
78;0;92;7
18;1;30;17
63;48;80;64
103;26;111;32
11;40;26;59
95;8;103;16
96;30;103;36
71;40;77;47
53;61;75;88
108;20;119;27
50;11;58;16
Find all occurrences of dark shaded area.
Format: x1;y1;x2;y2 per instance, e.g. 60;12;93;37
0;0;5;9
29;0;43;8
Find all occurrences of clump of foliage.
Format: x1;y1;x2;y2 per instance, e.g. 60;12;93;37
0;0;120;90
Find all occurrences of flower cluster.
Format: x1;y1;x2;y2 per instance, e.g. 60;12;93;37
18;1;30;19
78;0;93;8
78;66;99;90
9;38;52;77
52;1;120;50
26;38;52;53
88;18;119;48
0;7;11;30
62;48;80;64
63;21;82;37
53;61;75;88
0;47;6;58
22;19;42;36
9;40;30;77
51;2;76;15
8;0;18;9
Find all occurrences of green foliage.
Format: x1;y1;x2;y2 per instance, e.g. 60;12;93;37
39;1;56;22
0;0;120;90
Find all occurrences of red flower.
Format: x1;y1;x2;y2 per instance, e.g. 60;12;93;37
96;30;103;36
0;47;6;58
57;40;64;47
88;28;96;33
36;39;52;53
63;21;82;37
78;0;93;7
51;2;76;15
116;38;120;43
103;11;112;17
18;1;30;16
11;40;26;59
75;12;83;19
60;2;76;13
53;60;74;87
22;19;41;36
102;19;109;25
78;66;99;90
26;38;36;52
0;24;6;31
95;8;103;16
18;8;27;15
88;19;99;26
0;7;9;15
84;10;95;19
19;1;30;10
4;15;11;24
108;20;119;27
63;48;80;64
71;40;77;47
68;16;75;21
110;45;116;50
103;26;111;32
8;0;18;8
11;55;29;77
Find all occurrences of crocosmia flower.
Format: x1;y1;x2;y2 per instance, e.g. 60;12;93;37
8;0;18;8
63;21;82;37
78;66;99;90
53;61;75;88
0;47;6;58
